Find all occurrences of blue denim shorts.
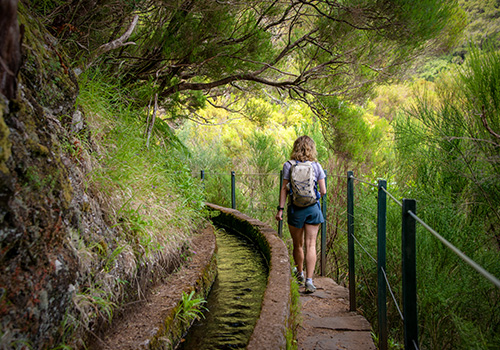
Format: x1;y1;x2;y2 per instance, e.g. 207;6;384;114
287;202;324;228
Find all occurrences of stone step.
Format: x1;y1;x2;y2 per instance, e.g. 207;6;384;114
297;277;376;350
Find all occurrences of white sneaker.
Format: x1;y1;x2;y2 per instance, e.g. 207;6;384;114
304;280;316;293
292;267;305;285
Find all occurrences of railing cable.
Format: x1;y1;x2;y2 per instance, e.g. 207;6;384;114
381;268;404;322
351;176;378;188
408;210;500;290
330;173;348;179
238;173;279;176
381;187;403;207
203;171;347;178
351;233;377;265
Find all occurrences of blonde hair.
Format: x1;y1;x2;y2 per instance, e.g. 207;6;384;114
290;135;317;162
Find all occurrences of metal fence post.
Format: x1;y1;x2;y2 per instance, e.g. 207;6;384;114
321;171;327;276
347;171;356;311
200;170;205;190
278;170;283;237
377;179;388;350
231;171;236;209
402;199;418;350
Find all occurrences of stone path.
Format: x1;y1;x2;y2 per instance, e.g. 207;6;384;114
297;277;376;350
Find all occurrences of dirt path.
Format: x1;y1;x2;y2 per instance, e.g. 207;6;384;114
297;277;376;350
91;226;216;350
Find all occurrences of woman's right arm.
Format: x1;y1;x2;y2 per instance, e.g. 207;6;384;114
275;179;289;221
318;178;326;197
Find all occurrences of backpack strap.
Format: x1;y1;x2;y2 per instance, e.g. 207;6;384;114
286;160;297;180
286;160;293;196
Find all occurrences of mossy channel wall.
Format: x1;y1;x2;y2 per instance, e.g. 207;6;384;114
151;250;218;350
207;203;292;350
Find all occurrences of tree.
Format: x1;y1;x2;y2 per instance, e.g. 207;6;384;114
30;0;465;118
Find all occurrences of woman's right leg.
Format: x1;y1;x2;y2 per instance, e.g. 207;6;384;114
304;223;320;279
289;224;304;273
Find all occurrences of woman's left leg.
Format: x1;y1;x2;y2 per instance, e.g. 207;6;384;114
289;224;305;274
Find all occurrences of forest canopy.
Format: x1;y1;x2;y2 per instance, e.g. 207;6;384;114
29;0;465;121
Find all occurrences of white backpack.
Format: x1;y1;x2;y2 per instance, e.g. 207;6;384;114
288;160;318;207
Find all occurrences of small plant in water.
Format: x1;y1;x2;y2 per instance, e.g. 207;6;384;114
175;291;208;325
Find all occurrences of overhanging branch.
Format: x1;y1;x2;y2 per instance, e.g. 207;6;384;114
161;73;299;97
87;15;139;67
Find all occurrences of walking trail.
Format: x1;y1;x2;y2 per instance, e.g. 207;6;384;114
296;277;376;350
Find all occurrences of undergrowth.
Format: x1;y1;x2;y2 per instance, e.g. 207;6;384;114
57;69;208;347
349;179;500;350
286;278;301;350
175;290;208;326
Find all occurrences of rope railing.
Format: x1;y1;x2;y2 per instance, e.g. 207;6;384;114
347;175;417;349
202;172;231;176
349;176;410;349
351;233;377;265
408;210;500;289
201;170;348;178
347;172;500;350
351;175;378;188
382;268;404;322
381;186;403;207
237;173;280;177
330;173;348;179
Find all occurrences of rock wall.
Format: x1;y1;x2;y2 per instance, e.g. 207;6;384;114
0;7;179;349
0;6;83;347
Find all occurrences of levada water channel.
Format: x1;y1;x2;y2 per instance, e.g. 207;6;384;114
178;228;268;349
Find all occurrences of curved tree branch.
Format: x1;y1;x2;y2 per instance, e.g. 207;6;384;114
87;14;139;67
481;105;500;140
161;72;301;97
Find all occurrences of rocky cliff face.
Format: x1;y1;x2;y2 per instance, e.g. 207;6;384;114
1;6;81;347
0;7;139;349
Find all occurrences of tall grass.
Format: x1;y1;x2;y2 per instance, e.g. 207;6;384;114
79;71;204;253
339;47;500;349
65;69;207;345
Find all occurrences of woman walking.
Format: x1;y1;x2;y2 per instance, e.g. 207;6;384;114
276;136;326;293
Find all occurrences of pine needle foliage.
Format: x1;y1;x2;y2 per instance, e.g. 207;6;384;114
388;46;500;349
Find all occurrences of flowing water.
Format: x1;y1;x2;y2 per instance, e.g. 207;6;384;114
178;228;268;349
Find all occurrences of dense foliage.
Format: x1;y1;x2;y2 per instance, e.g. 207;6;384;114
4;0;499;349
26;0;464;120
390;47;500;348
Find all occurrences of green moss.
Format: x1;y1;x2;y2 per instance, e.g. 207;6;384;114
0;108;11;174
18;7;78;118
286;277;301;349
26;139;49;156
